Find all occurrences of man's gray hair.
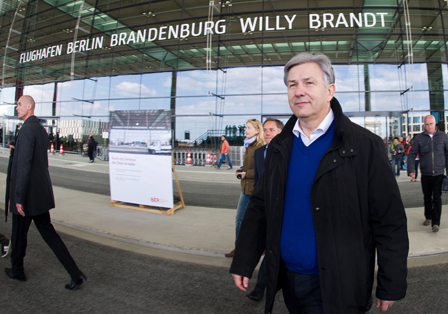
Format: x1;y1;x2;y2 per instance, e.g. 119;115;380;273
283;52;335;86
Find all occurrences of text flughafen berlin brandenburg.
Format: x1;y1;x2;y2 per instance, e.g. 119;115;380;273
19;12;388;64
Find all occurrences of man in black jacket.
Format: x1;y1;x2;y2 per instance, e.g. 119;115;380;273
5;95;87;290
246;118;284;303
230;52;409;314
407;115;448;233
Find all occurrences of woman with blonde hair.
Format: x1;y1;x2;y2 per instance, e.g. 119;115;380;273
225;119;266;258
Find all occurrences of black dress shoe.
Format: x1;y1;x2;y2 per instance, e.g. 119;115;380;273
4;268;26;281
65;273;87;290
246;290;263;302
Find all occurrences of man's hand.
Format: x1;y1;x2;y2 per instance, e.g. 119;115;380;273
376;299;395;313
410;172;415;179
232;274;250;292
16;204;25;217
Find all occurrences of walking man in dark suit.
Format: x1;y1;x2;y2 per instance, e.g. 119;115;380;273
246;118;283;303
5;95;87;290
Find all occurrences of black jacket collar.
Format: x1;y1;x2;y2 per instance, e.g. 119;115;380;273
22;115;38;126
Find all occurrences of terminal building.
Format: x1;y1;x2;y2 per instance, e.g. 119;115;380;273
1;0;448;150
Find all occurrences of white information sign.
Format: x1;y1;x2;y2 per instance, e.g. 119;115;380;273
108;110;173;208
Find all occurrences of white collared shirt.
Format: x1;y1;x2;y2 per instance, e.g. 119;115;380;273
292;109;335;147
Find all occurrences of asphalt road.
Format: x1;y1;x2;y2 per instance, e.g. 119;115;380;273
0;157;445;209
0;219;447;314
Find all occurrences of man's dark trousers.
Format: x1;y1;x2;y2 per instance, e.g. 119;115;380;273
421;174;444;226
11;212;82;279
282;267;324;314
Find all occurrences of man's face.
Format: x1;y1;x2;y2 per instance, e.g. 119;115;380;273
424;116;436;135
287;62;335;121
16;97;29;120
263;121;282;144
221;136;225;141
394;139;399;145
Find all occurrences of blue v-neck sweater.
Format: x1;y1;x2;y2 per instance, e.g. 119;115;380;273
280;121;334;275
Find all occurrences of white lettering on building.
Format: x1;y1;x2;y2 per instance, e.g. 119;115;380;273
309;12;388;29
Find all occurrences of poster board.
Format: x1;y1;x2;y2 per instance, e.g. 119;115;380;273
109;110;173;208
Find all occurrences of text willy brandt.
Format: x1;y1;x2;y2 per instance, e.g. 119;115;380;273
19;12;388;64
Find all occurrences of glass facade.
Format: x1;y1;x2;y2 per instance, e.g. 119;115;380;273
1;0;448;148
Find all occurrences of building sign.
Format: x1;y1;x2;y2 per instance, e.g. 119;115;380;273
18;12;389;64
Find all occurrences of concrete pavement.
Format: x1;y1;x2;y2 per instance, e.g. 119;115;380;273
0;151;447;268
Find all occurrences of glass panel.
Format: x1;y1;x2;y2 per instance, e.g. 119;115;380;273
141;72;172;97
109;99;139;111
408;91;430;111
1;87;16;104
23;83;55;103
175;97;214;116
140;98;170;111
262;94;289;115
368;64;400;91
224;95;262;115
83;77;111;101
57;80;85;102
175;116;210;142
334;65;364;92
334;92;365;112
176;70;217;97
110;75;144;99
262;66;285;93
225;67;262;94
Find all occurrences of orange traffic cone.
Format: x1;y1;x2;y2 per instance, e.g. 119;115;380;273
206;151;212;166
50;143;55;154
186;151;192;165
59;143;64;155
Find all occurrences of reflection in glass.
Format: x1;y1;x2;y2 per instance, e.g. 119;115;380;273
110;75;144;99
176;71;217;97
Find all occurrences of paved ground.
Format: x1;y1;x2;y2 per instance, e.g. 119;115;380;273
1;222;448;314
0;152;447;313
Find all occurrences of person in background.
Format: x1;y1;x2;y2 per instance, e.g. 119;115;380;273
225;119;265;258
390;137;404;178
403;135;411;170
246;118;284;303
87;134;98;163
399;136;406;170
216;135;233;170
407;115;448;233
408;137;420;182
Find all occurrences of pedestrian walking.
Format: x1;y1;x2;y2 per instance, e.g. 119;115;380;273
87;134;98;163
407;115;448;232
390;137;405;177
4;95;87;289
225;119;265;258
216;135;233;170
246;118;283;303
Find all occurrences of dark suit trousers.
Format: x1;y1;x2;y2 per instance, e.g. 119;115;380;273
11;212;82;280
421;174;444;226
